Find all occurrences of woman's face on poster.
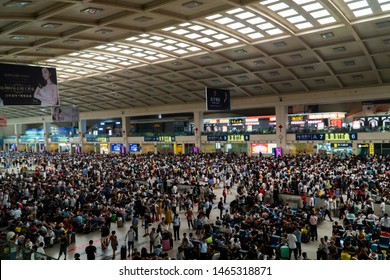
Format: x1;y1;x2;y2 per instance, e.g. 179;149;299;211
42;68;51;80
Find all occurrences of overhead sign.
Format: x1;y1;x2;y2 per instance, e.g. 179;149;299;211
0;63;60;106
296;133;357;141
86;135;109;142
144;136;176;142
227;135;249;141
205;87;230;111
51;106;79;122
50;136;70;143
331;143;352;148
207;135;227;141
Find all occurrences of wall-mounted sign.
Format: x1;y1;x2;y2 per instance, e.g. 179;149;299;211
358;144;370;148
207;135;227;142
86;135;109;142
325;133;357;141
144;136;176;142
296;133;357;141
290;115;305;121
50;136;70;143
331;143;352;148
230;118;244;125
227;135;249;141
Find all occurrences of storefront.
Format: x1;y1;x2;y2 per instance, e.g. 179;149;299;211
205;135;249;153
357;143;375;155
316;143;352;155
85;135;110;154
288;112;346;133
143;136;176;154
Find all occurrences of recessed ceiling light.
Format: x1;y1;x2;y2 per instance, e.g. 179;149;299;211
303;66;315;72
269;71;280;76
10;35;26;40
63;39;79;44
182;1;203;8
41;23;62;28
254;60;265;65
234;49;247;54
315;79;325;84
134;16;153;22
80;7;103;14
95;29;112;34
290;54;303;59
320;32;334;39
222;66;232;70
239;75;249;81
201;56;213;61
3;1;31;7
212;79;222;84
344;60;355;66
273;41;287;47
376;21;390;29
333;46;346;52
383;39;390;45
352;75;363;80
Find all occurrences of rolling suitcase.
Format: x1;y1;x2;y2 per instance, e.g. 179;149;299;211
280;245;289;259
162;239;171;251
117;217;123;228
121;245;127;260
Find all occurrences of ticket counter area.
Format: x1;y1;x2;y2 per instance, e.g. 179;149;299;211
316;143;352;155
251;143;277;155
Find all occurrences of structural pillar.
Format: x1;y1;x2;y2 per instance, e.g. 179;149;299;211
275;104;288;153
193;111;203;152
43;122;51;152
122;116;128;153
78;120;87;151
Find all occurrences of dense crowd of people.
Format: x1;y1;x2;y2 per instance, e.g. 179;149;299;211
0;151;389;260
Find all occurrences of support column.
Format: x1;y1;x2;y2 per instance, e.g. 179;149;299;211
275;104;288;153
15;124;22;151
122;116;128;153
78;120;86;152
193;111;203;152
43;122;51;152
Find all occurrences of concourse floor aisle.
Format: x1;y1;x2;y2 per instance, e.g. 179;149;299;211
45;187;333;261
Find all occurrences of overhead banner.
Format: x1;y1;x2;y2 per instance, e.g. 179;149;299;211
0;114;6;126
206;87;230;111
51;106;79;122
0;63;60;106
362;99;390;115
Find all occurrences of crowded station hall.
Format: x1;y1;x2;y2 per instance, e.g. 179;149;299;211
0;0;390;261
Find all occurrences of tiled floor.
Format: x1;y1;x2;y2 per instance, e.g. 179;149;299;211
45;187;333;261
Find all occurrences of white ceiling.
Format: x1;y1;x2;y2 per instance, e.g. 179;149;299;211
0;0;390;119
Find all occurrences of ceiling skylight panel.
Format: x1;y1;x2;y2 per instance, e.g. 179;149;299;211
133;53;146;57
164;39;178;44
97;67;109;71
172;29;189;35
348;0;368;10
278;9;298;17
213;33;229;40
162;45;177;51
94;56;108;60
293;0;314;4
126;37;138;41
353;7;373;16
197;37;213;43
268;2;289;11
247;32;264;39
185;33;202;39
84;64;95;68
287;15;306;23
145;56;158;60
296;22;313;29
311;10;330;18
145;51;156;55
69;52;79;56
238;27;256;34
71;62;84;66
150;42;165;48
80;54;94;58
382;3;390;11
248;17;266;24
176;43;190;48
179;23;191;27
208;42;223;47
162;27;175;31
189;25;205;31
206;14;222;20
224;38;239;44
226;8;244;14
235;12;256;19
156;54;168;58
258;22;275;30
95;45;106;49
202;29;218;35
266;28;283;35
120;50;134;55
137;39;153;44
119;62;132;66
106;47;121;52
151;36;164;40
227;22;246;29
302;3;323;11
215;17;235;24
188;46;201;51
260;0;279;4
174;49;188;54
318;17;336;24
107;59;120;63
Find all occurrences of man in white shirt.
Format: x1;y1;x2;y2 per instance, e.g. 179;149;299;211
380;200;386;217
380;213;390;232
287;230;298;260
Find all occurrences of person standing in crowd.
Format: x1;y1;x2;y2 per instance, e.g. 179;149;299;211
287;229;298;260
293;227;302;258
57;232;68;260
218;197;224;219
125;226;136;257
85;240;97;260
172;213;181;241
101;224;110;250
132;216;139;241
317;238;329;260
185;207;194;229
309;212;318;242
109;231;119;259
149;228;157;254
380;213;390;232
